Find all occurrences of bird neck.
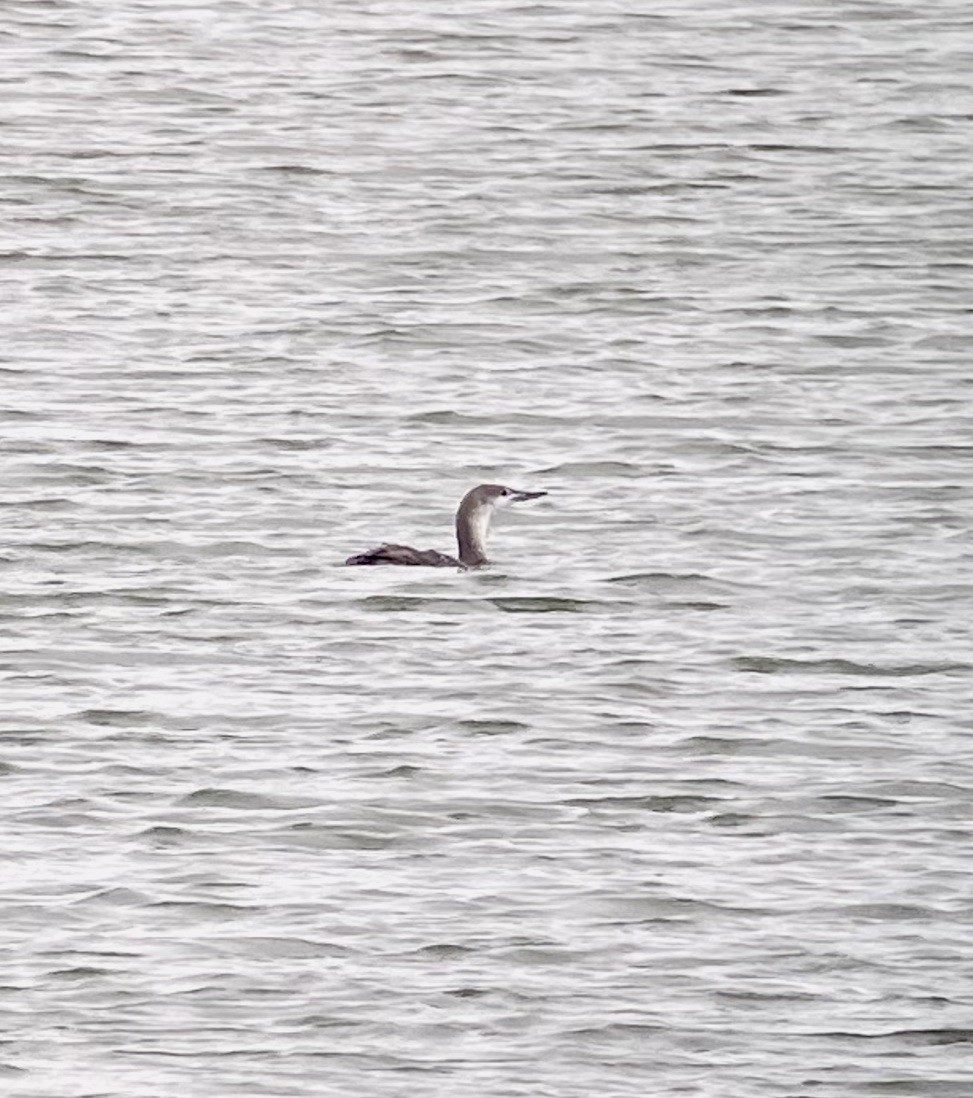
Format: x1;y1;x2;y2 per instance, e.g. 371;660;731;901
456;500;492;567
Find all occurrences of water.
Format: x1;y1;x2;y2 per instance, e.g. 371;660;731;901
3;1;972;1095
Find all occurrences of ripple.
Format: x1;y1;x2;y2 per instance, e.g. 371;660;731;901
277;824;398;851
567;793;719;813
489;596;594;613
78;708;159;727
454;719;529;735
824;1028;973;1046
354;596;472;612
177;788;318;810
731;656;970;677
606;571;734;592
538;460;644;476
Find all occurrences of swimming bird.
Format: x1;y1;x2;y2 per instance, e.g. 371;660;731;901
345;483;547;568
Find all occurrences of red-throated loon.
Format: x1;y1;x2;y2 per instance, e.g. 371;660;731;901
345;483;547;568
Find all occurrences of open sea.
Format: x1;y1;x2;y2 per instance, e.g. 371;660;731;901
2;1;972;1095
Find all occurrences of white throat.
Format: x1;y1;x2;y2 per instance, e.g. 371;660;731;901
469;502;493;547
456;499;496;566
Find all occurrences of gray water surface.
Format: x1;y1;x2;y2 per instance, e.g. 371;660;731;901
3;2;973;1096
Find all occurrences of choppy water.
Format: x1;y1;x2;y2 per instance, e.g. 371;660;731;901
3;2;973;1095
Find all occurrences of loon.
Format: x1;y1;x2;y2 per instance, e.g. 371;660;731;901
345;483;547;568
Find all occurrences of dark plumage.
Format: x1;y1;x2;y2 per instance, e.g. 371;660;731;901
344;544;460;567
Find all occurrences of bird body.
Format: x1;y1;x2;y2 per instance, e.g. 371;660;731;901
344;544;461;567
345;483;546;568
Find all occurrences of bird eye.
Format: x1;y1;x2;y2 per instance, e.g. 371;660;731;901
501;488;510;496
